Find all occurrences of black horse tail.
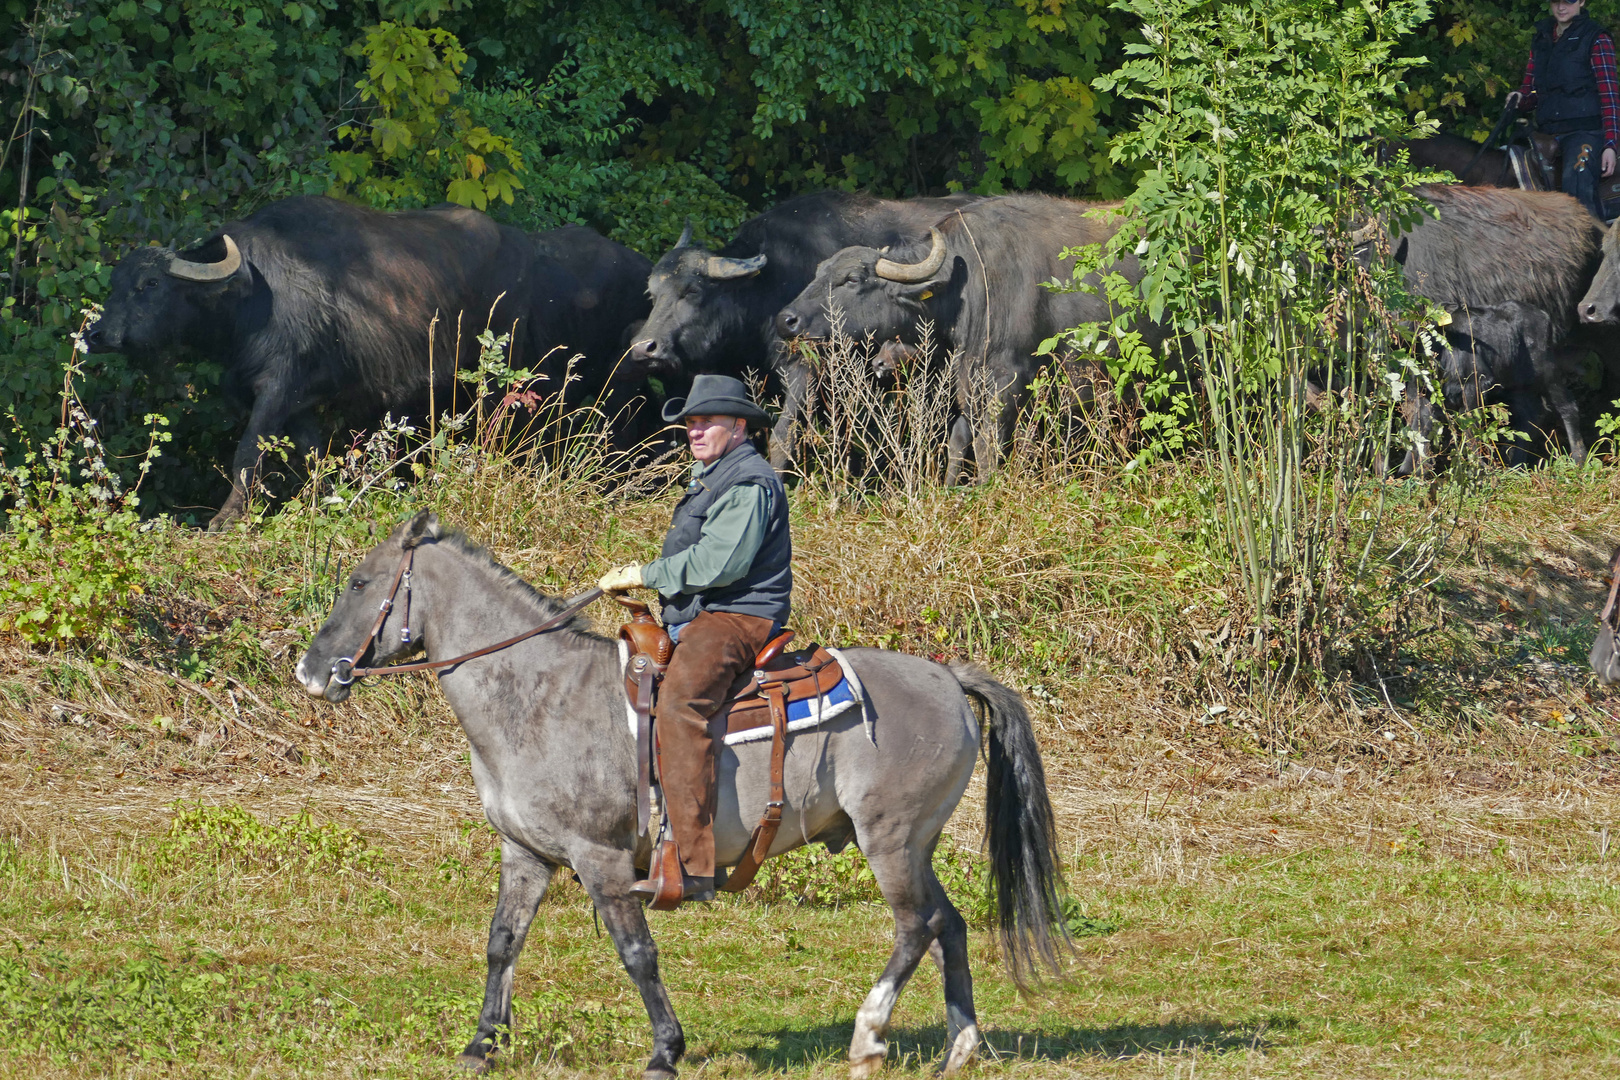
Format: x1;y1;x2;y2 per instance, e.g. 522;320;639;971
951;663;1072;986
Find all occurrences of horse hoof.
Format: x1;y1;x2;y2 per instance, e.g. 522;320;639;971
942;1024;979;1075
849;1053;886;1079
642;1068;678;1080
455;1053;490;1074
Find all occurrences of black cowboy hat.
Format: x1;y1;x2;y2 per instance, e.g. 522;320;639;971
661;373;770;426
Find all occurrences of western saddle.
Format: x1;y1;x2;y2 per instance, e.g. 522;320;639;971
618;597;843;911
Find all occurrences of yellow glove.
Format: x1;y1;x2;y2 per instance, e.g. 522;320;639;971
598;564;645;594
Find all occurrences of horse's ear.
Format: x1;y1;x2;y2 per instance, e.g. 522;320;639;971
400;509;438;549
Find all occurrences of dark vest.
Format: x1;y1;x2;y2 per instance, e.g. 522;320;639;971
1533;14;1607;130
658;441;792;628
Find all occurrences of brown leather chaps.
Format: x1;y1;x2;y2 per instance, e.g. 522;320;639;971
656;610;777;878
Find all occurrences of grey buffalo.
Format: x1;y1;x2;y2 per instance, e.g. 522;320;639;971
1364;184;1613;469
774;193;1160;484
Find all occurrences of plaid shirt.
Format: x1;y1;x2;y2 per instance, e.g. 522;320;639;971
1516;31;1620;149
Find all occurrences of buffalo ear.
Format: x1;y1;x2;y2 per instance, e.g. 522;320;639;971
400;509;438;549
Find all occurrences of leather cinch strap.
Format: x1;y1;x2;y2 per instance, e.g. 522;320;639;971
721;681;789;894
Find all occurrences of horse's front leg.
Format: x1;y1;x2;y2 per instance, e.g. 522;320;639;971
577;848;686;1080
457;841;556;1071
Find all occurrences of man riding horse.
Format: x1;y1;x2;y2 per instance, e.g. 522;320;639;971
1507;0;1620;219
597;374;791;903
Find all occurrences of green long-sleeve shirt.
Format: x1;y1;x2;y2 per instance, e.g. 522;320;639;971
639;460;773;599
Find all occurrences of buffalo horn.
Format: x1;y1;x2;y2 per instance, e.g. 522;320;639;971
167;234;242;282
676;219;693;248
704;254;767;280
875;227;946;283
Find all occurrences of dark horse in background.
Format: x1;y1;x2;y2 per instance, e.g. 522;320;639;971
295;512;1073;1079
1402;132;1515;187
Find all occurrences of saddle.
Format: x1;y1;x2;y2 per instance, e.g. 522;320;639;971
617;598;843;910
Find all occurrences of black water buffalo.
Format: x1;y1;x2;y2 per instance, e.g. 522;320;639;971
1403;302;1589;472
528;225;655;446
1593;545;1620;685
1366;185;1611;469
629;190;980;468
87;196;567;527
774;193;1159;484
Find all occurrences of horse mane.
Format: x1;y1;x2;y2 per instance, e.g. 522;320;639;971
432;526;612;643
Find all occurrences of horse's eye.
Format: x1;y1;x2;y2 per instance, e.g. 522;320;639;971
350;579;367;591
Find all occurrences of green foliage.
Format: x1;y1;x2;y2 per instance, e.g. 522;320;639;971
1038;0;1467;679
1396;1;1540;140
155;802;383;875
0;943;231;1064
0;339;166;645
331;22;524;210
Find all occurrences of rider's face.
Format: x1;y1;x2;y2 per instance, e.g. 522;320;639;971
1552;0;1585;28
685;414;745;464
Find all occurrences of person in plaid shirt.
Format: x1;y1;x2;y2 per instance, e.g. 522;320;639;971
1507;0;1618;218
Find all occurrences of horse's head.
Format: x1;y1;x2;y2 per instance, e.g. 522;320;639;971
295;510;438;702
1593;545;1620;687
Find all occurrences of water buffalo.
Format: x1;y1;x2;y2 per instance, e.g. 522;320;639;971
1577;216;1620;324
1364;185;1610;468
1593;545;1620;685
1401;302;1589;473
629;191;981;469
86;196;599;527
774;194;1160;484
529;225;655;448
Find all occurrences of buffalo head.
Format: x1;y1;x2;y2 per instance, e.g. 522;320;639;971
629;222;767;373
85;234;250;356
1578;220;1620;323
774;227;949;344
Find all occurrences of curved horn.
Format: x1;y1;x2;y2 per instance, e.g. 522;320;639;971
676;219;693;248
167;234;242;282
704;254;767;280
875;227;946;283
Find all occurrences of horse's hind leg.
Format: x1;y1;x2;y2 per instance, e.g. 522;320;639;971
458;842;556;1071
849;844;946;1079
925;869;979;1076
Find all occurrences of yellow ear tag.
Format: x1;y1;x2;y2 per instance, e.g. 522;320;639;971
1435;309;1453;327
918;290;933;300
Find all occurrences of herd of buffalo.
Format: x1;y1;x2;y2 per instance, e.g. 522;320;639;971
79;174;1620;680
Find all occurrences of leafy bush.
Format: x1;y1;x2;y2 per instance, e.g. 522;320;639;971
0;330;166;645
330;22;524;210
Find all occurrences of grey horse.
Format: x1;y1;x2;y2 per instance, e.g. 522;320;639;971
1593;545;1620;685
294;511;1071;1079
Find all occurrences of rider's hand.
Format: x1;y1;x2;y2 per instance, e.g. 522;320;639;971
598;564;645;593
1604;147;1616;178
1506;90;1523;111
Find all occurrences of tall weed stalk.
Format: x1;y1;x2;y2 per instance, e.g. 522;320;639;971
1059;0;1471;684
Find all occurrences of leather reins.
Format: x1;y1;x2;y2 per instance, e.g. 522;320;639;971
330;545;604;686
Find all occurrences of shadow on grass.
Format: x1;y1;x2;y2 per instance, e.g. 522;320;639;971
737;1015;1290;1070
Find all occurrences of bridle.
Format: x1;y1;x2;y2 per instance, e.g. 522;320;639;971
330;544;604;687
